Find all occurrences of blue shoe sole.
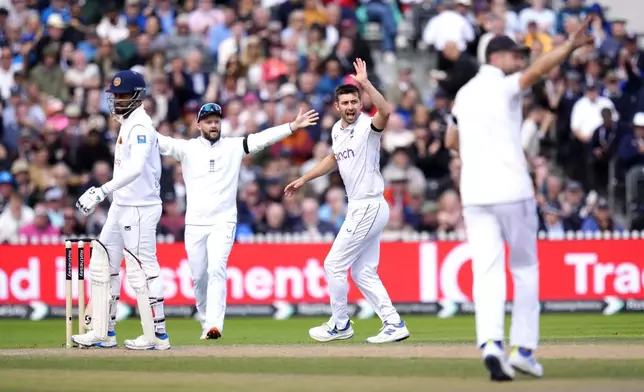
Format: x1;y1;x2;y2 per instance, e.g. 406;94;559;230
484;356;513;382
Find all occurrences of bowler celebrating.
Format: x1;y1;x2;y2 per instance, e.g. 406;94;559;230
157;103;319;340
445;19;593;380
73;70;170;350
285;59;410;344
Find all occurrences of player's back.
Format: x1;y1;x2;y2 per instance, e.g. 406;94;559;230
453;65;533;206
112;107;162;206
331;114;384;201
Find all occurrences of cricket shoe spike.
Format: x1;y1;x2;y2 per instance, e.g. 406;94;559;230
366;320;410;343
72;329;117;348
509;347;544;377
481;340;515;382
124;333;171;350
309;319;354;342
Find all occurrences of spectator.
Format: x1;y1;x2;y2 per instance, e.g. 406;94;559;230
256;202;290;234
300;141;330;195
319;186;346;231
617;112;644;180
436;189;464;235
423;0;475;64
581;197;623;232
159;191;185;241
518;0;556;36
385;206;415;232
560;180;590;230
293;197;336;236
96;5;130;45
383;147;426;191
555;0;589;35
60;206;85;237
18;203;59;239
589;108;619;194
30;45;68;101
570;81;618;186
539;202;574;235
0;189;34;243
43;186;65;229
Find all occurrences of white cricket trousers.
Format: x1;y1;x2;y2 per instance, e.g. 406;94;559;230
462;198;540;350
98;203;165;333
184;222;237;333
325;198;401;328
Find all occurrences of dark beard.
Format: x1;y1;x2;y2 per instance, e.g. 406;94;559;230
202;131;220;144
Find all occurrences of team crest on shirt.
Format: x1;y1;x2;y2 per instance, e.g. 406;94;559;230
209;159;215;172
118;136;122;144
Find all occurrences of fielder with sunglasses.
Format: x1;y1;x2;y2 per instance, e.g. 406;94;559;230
157;102;319;340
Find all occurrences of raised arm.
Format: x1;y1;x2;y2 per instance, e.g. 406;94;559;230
157;132;187;161
350;58;390;131
284;152;337;197
518;17;594;91
243;109;319;154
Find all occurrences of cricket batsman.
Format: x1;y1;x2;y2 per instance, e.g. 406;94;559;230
285;59;410;343
156;102;319;339
72;70;170;350
445;19;593;380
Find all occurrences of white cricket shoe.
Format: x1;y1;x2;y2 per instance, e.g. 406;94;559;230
124;333;171;350
71;330;117;348
509;347;544;377
366;321;410;343
309;319;354;342
481;340;515;382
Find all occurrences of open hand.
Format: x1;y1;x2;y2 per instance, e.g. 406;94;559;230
284;178;306;198
568;16;595;50
290;108;319;130
350;58;368;85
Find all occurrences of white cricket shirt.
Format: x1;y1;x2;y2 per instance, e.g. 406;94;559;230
331;114;384;201
452;65;534;206
104;106;162;206
158;124;293;225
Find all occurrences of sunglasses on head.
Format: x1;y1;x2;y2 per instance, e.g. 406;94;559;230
196;103;222;122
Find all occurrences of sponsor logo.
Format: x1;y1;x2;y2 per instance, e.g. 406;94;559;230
334;148;355;162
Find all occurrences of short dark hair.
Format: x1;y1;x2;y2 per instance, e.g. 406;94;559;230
334;84;360;102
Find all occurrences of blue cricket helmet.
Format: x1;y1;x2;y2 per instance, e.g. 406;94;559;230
106;70;147;116
106;70;146;94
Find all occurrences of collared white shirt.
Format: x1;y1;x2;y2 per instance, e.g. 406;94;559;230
422;10;475;51
331;114;384;201
158;135;245;225
158;123;292;225
110;106;162;206
570;96;618;141
452;65;534;206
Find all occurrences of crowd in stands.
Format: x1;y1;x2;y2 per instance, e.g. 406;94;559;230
0;0;642;243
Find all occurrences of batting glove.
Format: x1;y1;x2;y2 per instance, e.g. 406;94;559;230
76;186;107;216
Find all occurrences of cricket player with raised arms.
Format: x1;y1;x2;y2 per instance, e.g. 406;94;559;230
445;18;593;380
285;59;410;343
157;103;319;340
72;70;170;350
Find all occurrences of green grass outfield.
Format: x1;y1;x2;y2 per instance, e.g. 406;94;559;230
1;314;643;392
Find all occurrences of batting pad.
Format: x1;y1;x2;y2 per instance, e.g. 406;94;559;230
89;240;110;340
123;249;156;344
